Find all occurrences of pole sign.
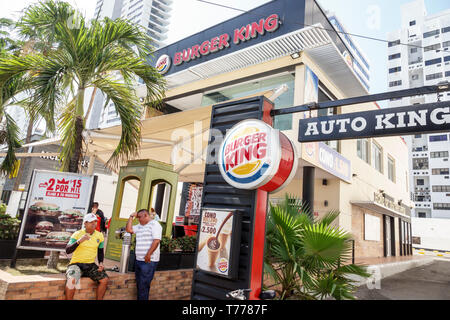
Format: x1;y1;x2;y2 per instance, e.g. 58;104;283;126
17;170;94;252
218;119;298;193
299;102;450;142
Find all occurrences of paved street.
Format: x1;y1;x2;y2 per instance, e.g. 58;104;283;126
355;259;450;300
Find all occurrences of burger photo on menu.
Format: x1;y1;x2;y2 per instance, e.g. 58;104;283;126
58;209;84;228
35;221;54;236
28;201;61;217
45;231;72;248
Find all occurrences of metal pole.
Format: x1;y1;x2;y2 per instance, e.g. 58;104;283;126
302;166;315;218
272;83;450;116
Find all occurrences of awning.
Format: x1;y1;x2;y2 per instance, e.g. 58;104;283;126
351;201;411;221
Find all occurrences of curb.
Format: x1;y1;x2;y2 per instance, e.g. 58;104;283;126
349;257;435;287
413;247;450;258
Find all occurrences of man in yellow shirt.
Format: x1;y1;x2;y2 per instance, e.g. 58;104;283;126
65;213;109;300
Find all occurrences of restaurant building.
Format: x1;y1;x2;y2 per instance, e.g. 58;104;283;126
90;0;413;261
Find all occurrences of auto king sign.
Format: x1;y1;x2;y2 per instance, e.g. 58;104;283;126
298;102;450;142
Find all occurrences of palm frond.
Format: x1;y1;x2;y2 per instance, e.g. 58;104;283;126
0;112;21;174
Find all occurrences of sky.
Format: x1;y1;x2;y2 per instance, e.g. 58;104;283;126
3;0;450;100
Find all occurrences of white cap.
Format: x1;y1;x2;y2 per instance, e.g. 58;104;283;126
83;213;97;223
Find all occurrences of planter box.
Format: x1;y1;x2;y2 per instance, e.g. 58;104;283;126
0;240;45;260
157;252;195;271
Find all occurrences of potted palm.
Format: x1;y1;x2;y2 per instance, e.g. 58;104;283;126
264;194;370;300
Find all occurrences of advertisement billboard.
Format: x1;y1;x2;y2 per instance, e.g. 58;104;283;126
195;209;241;279
17;170;95;251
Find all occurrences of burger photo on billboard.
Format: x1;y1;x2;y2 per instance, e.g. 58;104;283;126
45;231;72;247
29;201;61;217
35;221;54;236
58;209;84;228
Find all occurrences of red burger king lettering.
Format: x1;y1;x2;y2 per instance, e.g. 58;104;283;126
172;14;279;67
224;133;267;172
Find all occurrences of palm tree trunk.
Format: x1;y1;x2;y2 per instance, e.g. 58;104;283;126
68;88;86;174
49;89;85;269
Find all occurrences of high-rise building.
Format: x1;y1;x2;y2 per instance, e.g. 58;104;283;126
387;0;450;219
94;0;125;20
88;0;173;129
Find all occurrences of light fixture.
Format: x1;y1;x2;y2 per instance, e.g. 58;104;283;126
290;52;301;59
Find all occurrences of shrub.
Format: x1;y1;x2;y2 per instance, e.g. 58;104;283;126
160;236;179;253
0;214;21;240
177;235;197;252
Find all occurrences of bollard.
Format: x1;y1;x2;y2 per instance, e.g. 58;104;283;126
119;232;132;273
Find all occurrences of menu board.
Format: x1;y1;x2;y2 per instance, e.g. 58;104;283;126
17;170;94;251
195;209;241;279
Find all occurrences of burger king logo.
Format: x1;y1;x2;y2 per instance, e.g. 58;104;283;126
218;119;298;193
156;54;171;74
218;120;280;190
218;258;229;274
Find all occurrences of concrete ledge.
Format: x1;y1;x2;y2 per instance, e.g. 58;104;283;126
349;257;435;287
0;268;193;300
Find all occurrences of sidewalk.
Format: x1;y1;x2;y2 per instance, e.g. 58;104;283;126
349;255;435;287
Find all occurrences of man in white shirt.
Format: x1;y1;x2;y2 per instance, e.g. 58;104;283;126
126;208;162;300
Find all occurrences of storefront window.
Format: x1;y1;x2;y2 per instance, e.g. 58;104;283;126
201;73;295;130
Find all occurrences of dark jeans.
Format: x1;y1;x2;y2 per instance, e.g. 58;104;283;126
135;260;158;300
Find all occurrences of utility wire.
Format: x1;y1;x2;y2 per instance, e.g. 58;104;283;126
195;0;447;55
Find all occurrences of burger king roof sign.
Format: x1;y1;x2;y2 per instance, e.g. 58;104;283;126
218;120;297;193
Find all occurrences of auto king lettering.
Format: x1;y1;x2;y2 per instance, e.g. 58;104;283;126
299;103;450;142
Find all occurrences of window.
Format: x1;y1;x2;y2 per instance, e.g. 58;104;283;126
429;135;448;142
389;53;401;60
201;73;295;131
432;168;450;175
412;74;419;80
410;21;416;26
432;185;450;192
444;41;450;48
357;139;369;163
430;151;449;158
426;72;443;81
389;66;401;73
425;58;442;66
372;141;382;173
388;40;400;47
389;80;402;87
411;48;418;53
446;71;450;78
444;56;450;62
442;26;450;33
414;134;422;138
423;29;440;38
433;203;450;210
424;43;441;52
388;156;395;182
416;179;425;186
417;212;426;218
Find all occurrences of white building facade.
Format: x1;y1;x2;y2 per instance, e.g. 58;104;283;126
387;0;450;219
89;0;173;129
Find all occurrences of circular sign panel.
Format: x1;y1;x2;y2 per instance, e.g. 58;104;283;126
218;120;281;190
155;54;171;74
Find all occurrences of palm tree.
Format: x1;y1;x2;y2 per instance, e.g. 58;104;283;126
264;194;370;300
0;1;165;269
0;0;166;174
